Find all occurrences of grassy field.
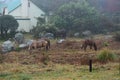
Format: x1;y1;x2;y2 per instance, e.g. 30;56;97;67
0;62;120;80
0;35;120;80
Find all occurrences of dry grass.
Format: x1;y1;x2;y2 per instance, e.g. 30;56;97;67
0;35;120;80
0;62;119;80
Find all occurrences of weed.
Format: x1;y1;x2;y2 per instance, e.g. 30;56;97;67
97;49;117;63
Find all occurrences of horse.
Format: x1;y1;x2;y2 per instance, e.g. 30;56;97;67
28;38;50;51
81;39;97;51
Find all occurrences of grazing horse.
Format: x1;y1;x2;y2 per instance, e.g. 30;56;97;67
81;39;97;51
28;38;50;51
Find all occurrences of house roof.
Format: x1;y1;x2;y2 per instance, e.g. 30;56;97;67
30;0;75;13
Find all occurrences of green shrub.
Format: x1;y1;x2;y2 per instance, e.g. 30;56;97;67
15;47;21;52
97;49;117;63
103;42;109;47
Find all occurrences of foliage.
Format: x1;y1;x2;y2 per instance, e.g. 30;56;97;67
0;15;18;39
97;49;117;63
31;0;78;13
103;42;109;47
114;32;120;41
31;17;57;38
14;47;21;52
52;0;100;35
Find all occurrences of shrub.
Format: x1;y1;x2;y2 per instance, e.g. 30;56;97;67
15;47;21;52
103;41;109;47
97;49;117;63
30;23;57;38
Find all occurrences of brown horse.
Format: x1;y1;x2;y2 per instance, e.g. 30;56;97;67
28;38;50;51
81;39;97;51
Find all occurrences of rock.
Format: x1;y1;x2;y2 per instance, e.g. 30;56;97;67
57;39;66;44
82;30;92;37
19;44;27;48
2;40;14;53
39;33;54;39
14;33;24;44
43;33;54;39
74;32;80;37
26;40;34;46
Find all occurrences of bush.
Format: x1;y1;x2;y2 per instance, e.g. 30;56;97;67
114;32;120;41
31;24;57;38
103;41;109;47
97;49;117;63
15;47;21;52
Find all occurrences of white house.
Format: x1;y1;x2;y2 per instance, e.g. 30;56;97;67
0;0;45;32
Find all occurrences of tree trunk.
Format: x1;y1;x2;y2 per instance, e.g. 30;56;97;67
0;28;4;38
5;30;8;38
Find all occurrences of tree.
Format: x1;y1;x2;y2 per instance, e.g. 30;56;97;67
30;17;57;38
52;0;100;35
0;15;18;39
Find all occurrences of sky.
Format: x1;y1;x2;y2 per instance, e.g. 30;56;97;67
0;0;21;13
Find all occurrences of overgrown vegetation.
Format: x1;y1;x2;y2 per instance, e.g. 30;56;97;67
31;0;120;38
97;49;117;63
30;17;57;38
52;0;100;35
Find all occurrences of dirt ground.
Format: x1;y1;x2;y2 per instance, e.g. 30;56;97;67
0;38;120;65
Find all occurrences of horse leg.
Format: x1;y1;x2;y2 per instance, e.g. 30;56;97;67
90;45;92;50
45;46;48;51
94;43;97;51
84;45;87;51
28;45;31;50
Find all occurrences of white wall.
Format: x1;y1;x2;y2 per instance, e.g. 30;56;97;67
17;19;31;32
9;5;21;17
8;0;45;32
21;0;29;17
29;1;45;27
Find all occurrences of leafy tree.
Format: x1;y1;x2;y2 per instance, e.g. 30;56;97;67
52;0;100;35
30;17;57;38
0;15;18;39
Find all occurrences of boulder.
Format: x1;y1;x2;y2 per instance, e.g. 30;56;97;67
2;40;14;53
82;30;92;37
57;39;66;44
43;33;54;39
74;32;80;37
14;33;24;44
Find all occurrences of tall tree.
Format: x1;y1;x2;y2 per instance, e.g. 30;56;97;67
0;15;18;39
53;0;100;34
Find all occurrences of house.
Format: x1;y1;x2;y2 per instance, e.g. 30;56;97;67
0;0;45;32
0;0;120;32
